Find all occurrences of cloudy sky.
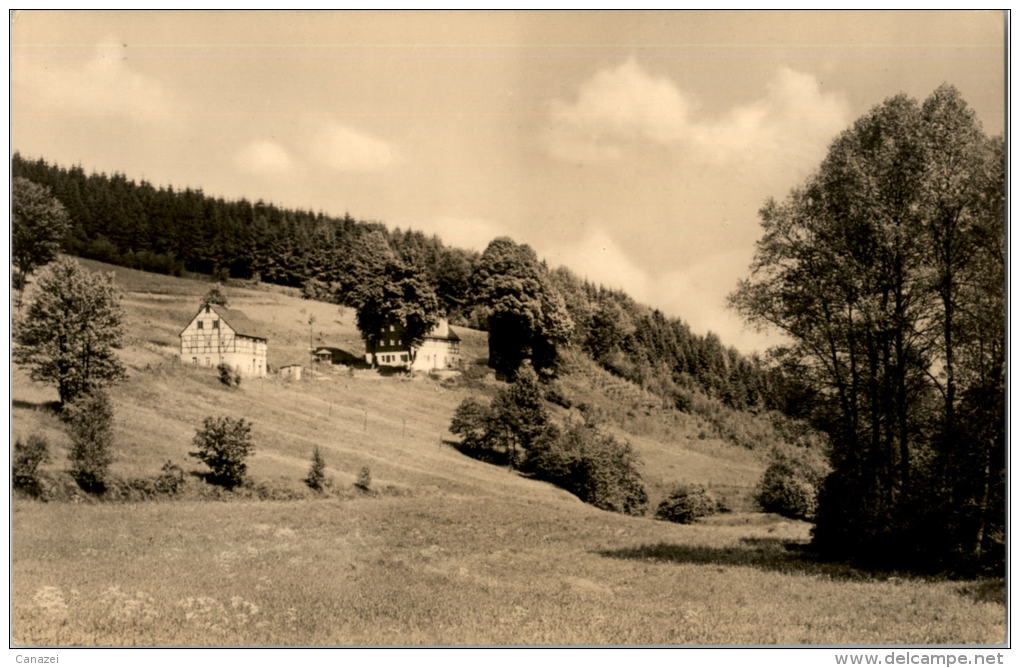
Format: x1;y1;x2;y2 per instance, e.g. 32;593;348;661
11;10;1004;353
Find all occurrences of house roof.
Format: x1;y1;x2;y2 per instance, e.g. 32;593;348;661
210;305;267;340
178;303;267;340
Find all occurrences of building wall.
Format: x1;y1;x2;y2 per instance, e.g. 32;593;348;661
180;312;267;377
367;337;461;371
410;338;461;371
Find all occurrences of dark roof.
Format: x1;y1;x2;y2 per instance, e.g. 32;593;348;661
209;305;267;340
176;304;268;341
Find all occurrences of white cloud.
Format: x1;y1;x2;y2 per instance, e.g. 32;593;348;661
543;228;786;354
397;216;507;253
690;66;850;167
545;57;691;162
542;227;655;303
13;39;177;125
234;139;294;176
544;59;849;171
309;122;399;172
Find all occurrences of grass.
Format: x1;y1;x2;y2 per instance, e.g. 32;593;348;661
11;257;1006;646
13;499;1004;646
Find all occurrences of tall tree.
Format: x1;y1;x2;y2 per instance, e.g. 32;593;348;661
471;237;573;379
12;177;71;303
351;258;441;366
13;258;127;407
730;86;1004;570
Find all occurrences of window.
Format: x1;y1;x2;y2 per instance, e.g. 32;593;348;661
401;354;408;362
197;321;204;330
191;357;198;366
212;319;219;330
389;324;395;332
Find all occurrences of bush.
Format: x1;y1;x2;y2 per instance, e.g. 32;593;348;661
449;397;494;452
525;421;648;516
755;448;828;521
202;285;228;308
64;391;115;494
656;485;718;524
301;278;337;302
217;363;235;387
305;447;327;492
13;433;50;498
189;416;255;489
355;466;372;492
154;460;186;496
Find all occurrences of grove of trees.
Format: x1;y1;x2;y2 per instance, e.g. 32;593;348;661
450;368;648;516
731;85;1004;571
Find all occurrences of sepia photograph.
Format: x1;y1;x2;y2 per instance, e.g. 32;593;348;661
8;9;1008;656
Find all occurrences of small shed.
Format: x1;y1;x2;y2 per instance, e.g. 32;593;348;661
314;348;333;365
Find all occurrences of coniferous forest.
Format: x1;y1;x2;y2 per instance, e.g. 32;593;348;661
12;152;798;417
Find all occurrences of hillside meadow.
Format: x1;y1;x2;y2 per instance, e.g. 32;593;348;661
11;259;1006;646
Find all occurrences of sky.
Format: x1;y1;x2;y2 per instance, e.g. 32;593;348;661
10;10;1005;354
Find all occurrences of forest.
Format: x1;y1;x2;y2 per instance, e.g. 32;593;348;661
11;152;796;416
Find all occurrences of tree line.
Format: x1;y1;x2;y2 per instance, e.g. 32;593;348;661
12;152;794;412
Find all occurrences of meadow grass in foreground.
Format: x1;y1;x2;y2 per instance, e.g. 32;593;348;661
13;496;1004;646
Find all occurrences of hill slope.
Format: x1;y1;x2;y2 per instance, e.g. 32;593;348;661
11;259;1004;646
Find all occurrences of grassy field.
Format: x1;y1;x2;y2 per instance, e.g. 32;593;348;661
11;259;1006;646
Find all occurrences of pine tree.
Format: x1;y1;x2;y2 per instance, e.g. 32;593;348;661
304;447;327;492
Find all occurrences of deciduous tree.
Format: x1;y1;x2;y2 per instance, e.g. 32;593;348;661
14;258;126;407
12;177;70;303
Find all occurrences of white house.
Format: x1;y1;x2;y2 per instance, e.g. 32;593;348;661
365;318;462;372
179;303;268;377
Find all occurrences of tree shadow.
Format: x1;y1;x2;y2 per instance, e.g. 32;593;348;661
443;438;511;467
314;346;370;369
12;398;61;414
956;578;1005;605
595;537;924;582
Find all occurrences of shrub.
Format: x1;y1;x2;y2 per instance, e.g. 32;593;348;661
544;384;572;409
13;433;49;498
305;447;327;492
189;416;255;489
355;466;372;492
449;397;494;452
202;285;228;308
301;278;337;302
525;421;648;516
64;391;115;494
154;460;186;496
656;485;718;524
755;448;828;521
217;363;235;387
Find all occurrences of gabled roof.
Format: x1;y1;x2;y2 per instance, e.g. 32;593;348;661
210;305;267;340
179;303;267;341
